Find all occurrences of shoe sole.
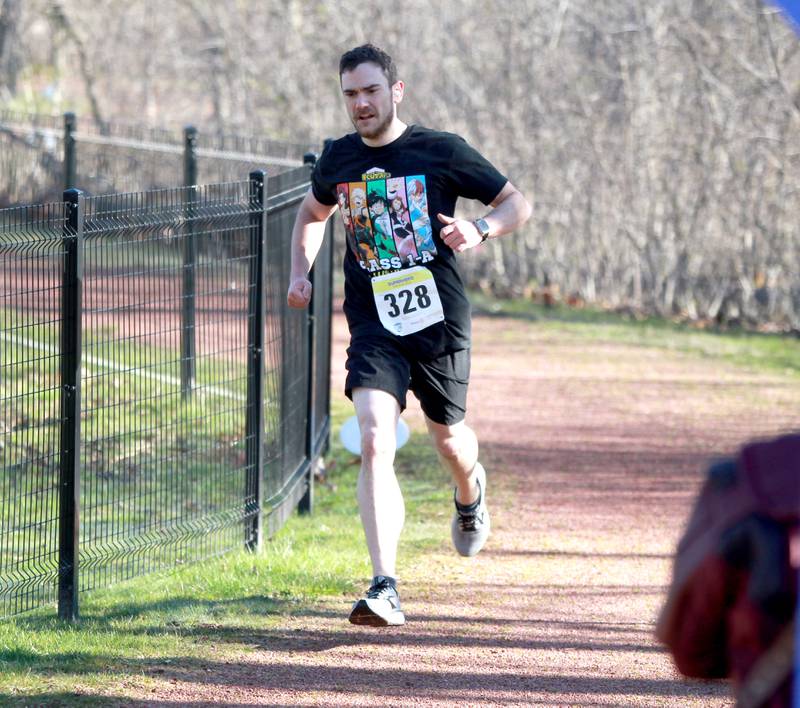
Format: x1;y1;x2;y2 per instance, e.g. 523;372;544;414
348;599;405;626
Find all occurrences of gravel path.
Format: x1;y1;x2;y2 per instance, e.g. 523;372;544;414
125;310;799;707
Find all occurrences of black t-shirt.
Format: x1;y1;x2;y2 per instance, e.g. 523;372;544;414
311;124;507;359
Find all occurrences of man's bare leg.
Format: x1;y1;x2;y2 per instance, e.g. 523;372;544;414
352;387;405;578
425;417;480;504
426;416;490;557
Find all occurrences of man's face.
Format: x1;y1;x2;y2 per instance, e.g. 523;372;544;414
371;199;385;216
341;62;403;141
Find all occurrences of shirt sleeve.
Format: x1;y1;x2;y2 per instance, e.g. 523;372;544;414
445;136;508;206
310;143;338;206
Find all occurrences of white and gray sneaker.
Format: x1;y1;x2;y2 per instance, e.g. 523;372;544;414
451;462;490;557
348;575;405;626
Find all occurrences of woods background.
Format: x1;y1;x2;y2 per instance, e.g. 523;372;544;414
1;0;798;329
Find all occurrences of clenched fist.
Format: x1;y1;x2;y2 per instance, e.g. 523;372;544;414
437;213;483;253
287;277;312;308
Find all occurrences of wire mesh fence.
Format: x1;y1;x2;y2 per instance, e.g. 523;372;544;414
261;169;335;534
78;182;255;592
0;110;316;207
0;202;69;617
0;110;64;206
0;165;331;619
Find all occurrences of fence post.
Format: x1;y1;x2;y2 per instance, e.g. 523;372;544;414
245;170;267;551
59;188;83;621
298;152;318;515
63;112;77;190
183;125;198;187
181;126;198;397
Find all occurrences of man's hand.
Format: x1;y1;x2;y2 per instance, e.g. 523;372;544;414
287;277;313;308
435;182;532;253
437;213;483;253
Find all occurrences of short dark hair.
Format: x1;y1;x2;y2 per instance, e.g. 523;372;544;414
339;44;398;86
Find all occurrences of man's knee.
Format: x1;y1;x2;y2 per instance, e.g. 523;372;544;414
360;424;396;464
434;426;471;462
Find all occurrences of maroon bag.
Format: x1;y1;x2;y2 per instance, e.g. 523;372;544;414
657;434;799;706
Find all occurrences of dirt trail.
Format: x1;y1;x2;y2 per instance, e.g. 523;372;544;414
131;310;800;707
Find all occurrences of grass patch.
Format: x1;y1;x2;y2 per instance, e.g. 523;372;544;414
470;291;800;378
0;399;449;703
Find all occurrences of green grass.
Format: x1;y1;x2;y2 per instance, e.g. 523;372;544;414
0;398;450;704
469;291;800;378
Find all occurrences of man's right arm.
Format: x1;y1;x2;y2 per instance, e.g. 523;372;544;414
287;189;337;308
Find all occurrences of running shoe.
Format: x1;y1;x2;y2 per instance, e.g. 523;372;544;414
348;575;405;626
451;462;490;557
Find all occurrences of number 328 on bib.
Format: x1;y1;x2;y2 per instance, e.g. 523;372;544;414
371;266;445;336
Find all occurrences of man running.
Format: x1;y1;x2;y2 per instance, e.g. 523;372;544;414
287;43;531;626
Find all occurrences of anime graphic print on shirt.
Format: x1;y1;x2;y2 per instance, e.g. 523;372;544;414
338;168;437;274
311;124;508;356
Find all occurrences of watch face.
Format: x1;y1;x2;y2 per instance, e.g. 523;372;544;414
475;218;490;237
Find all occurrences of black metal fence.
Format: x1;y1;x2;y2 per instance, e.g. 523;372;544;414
0;165;332;619
0;109;315;207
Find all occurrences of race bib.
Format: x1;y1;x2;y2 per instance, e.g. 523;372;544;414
371;266;444;336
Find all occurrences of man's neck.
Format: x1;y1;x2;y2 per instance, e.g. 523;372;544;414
361;119;408;148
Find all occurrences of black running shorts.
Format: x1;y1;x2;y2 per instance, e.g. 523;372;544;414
345;336;470;426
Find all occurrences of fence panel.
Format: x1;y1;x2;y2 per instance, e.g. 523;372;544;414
0;110;314;207
0;202;68;616
69;122;309;198
0;111;64;205
262;166;315;534
77;181;259;591
0;164;332;618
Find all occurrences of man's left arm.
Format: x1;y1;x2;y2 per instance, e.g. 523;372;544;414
437;181;532;253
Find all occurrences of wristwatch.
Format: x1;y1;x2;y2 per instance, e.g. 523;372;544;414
473;218;491;243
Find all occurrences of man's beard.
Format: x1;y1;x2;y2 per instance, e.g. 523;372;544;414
353;102;394;140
